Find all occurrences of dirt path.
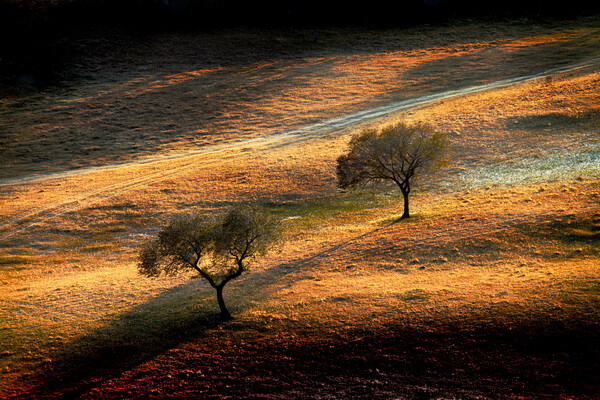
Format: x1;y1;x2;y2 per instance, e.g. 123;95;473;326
3;55;599;189
1;57;598;241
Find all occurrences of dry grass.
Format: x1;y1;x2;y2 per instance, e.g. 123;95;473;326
0;17;599;399
1;17;599;179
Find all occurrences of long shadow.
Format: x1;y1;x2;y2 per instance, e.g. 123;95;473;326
280;216;407;271
21;204;550;397
22;217;405;398
27;280;223;399
20;212;600;399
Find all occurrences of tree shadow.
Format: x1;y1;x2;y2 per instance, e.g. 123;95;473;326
23;217;405;398
28;280;223;399
278;216;406;271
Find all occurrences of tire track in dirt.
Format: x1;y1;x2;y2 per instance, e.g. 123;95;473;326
1;58;599;241
0;133;313;241
3;56;598;189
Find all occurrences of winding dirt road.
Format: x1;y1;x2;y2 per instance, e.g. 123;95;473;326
1;57;599;241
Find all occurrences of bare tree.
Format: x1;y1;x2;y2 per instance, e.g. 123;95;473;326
138;206;280;320
337;122;449;219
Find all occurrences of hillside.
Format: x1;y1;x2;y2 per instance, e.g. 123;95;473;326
0;16;599;399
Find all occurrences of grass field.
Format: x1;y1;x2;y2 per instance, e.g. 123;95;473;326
0;15;599;399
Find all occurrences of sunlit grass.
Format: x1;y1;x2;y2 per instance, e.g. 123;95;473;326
261;189;395;228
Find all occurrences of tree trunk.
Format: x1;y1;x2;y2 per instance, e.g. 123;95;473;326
401;189;410;219
216;285;232;320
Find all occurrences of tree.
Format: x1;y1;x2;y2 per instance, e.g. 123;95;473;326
138;206;280;320
336;122;449;219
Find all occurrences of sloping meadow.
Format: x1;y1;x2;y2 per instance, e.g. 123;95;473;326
1;18;599;399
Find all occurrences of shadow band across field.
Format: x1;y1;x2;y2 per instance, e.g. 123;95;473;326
19;212;600;399
30;283;223;399
25;220;398;398
31;301;600;399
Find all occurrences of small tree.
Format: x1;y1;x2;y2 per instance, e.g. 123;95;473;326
337;122;449;219
138;206;280;320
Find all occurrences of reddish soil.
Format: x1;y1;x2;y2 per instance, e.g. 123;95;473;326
20;317;600;400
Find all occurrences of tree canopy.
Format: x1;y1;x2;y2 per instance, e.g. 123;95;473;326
139;206;280;320
337;122;449;219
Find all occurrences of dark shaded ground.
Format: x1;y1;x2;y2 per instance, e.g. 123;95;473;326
1;0;599;94
14;308;600;399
